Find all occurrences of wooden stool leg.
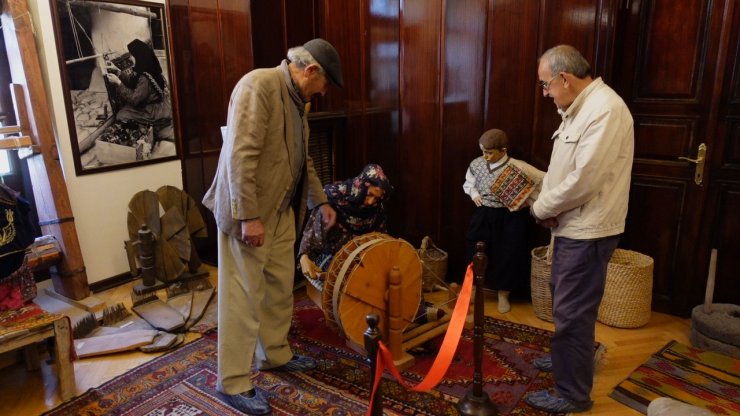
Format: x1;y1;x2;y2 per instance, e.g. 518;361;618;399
23;343;40;370
53;318;76;401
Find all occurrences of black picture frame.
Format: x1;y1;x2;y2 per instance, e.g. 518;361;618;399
49;0;180;175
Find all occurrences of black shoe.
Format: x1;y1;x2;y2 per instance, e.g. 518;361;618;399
219;389;271;415
533;355;552;372
269;354;317;372
525;390;593;413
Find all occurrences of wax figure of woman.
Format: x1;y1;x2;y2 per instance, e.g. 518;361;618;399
298;164;443;324
298;163;392;277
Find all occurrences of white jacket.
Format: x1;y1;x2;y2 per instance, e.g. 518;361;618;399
532;78;634;239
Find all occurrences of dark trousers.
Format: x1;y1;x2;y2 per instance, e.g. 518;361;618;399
550;235;619;403
464;206;531;293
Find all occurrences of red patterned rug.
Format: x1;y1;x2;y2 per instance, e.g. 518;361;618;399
44;295;593;415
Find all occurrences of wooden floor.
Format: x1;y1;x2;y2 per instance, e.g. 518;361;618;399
1;265;692;415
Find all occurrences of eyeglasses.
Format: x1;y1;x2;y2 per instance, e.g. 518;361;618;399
538;74;561;90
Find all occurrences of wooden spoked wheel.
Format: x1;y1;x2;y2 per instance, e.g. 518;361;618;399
322;232;423;346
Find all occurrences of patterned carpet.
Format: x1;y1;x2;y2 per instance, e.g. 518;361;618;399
45;295;591;415
609;340;740;415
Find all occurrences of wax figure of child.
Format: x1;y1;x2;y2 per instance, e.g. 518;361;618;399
299;164;443;324
463;129;544;313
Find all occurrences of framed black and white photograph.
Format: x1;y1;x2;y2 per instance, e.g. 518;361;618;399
50;0;179;175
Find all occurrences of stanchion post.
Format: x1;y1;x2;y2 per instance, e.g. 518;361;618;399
457;241;499;416
364;313;383;416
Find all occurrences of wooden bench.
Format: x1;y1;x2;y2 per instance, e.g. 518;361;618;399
0;304;76;401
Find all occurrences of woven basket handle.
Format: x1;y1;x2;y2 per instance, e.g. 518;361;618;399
545;235;554;263
419;235;430;255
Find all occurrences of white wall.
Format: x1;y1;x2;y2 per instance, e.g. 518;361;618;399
28;0;183;284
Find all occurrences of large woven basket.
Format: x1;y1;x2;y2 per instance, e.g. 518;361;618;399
530;245;554;322
530;246;654;327
598;249;654;328
417;236;448;292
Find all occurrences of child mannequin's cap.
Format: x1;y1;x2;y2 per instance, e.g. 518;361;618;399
479;129;508;150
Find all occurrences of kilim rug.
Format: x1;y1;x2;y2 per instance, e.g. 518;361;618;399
45;295;598;415
609;340;740;415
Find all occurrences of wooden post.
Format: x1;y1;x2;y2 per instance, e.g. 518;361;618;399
364;313;383;416
2;0;89;299
457;241;498;415
387;265;414;369
388;266;403;358
53;317;76;401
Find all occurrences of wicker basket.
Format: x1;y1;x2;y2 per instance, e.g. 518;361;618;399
531;246;654;327
417;236;448;292
598;249;654;328
530;245;554;322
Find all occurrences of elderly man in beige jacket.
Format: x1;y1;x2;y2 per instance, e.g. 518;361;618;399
203;38;343;415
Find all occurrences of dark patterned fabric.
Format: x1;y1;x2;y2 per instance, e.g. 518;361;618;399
0;184;36;279
299;164;393;271
0;264;36;311
324;164;392;234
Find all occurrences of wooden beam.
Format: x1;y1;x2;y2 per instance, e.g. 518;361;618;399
2;0;90;300
0;135;31;149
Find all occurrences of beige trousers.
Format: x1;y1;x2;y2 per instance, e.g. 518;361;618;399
216;208;296;394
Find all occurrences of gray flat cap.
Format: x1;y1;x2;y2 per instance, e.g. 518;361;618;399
303;38;343;88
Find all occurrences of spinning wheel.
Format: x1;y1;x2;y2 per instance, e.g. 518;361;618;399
321;232;423;348
126;186;207;286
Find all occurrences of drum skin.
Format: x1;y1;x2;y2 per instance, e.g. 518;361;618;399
322;232;422;346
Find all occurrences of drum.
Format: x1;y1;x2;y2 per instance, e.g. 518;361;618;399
322;232;423;346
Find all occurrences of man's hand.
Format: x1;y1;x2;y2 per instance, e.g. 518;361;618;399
538;217;559;228
530;206;559;228
241;219;265;247
472;195;482;207
319;204;336;229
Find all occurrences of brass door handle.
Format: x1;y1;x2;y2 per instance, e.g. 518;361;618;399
678;143;706;185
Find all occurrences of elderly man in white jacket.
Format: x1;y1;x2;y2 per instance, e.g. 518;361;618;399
526;45;634;414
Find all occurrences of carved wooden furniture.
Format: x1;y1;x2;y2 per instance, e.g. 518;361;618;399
0;304;76;401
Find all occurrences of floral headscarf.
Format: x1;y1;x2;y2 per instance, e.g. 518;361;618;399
325;164;393;234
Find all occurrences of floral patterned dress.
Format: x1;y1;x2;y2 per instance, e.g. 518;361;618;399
298;164;393;273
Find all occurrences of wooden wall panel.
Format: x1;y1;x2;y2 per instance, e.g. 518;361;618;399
439;0;488;279
398;0;443;243
364;1;401;233
726;120;740;165
635;0;706;100
366;0;400;108
285;0;316;50
316;0;362;115
220;1;253;94
633;116;696;160
485;0;539;158
711;185;740;305
622;178;686;310
251;1;286;68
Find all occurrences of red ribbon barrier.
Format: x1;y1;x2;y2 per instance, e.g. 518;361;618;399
366;263;474;415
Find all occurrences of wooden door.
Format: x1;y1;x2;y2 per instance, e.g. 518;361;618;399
613;0;737;316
